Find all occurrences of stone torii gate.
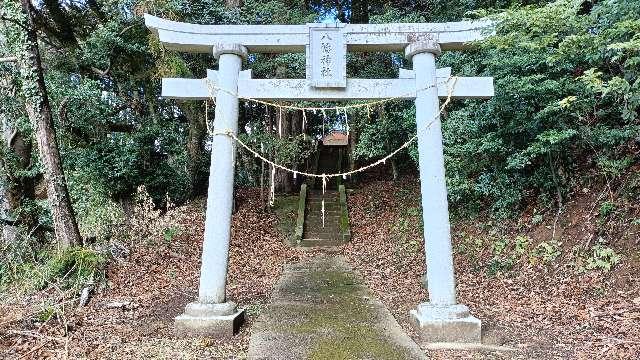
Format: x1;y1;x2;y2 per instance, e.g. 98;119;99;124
145;14;494;343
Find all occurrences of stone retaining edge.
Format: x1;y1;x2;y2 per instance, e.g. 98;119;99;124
294;183;307;245
338;184;351;242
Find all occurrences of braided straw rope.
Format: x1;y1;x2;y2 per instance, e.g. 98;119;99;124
205;78;451;112
204;76;459;180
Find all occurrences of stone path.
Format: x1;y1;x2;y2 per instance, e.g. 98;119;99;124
248;255;427;360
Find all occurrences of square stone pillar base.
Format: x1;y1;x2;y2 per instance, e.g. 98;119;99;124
409;303;481;343
175;301;245;337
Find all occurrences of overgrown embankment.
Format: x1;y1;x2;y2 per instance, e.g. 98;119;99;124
343;177;639;359
1;179;638;359
0;189;312;359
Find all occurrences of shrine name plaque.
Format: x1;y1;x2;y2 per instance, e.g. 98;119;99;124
307;24;347;88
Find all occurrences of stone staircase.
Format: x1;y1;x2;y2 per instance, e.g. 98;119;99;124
300;190;345;247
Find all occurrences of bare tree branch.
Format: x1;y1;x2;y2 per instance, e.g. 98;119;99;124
90;66;110;77
0;15;29;31
0;56;18;63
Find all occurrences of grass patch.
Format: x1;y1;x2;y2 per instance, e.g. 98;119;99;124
1;246;107;296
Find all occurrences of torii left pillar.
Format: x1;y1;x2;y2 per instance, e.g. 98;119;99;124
175;44;247;337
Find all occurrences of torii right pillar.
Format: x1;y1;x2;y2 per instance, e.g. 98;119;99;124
407;39;482;343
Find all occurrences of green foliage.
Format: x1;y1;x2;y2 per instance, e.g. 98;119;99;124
1;245;106;294
595;156;634;178
598;201;616;218
0;234;37;290
531;214;544;225
573;240;622;272
486;235;530;276
487;257;515;276
441;0;640;217
163;226;180;244
532;240;562;263
37;303;57;322
37;247;107;291
585;244;621;271
457;232;565;276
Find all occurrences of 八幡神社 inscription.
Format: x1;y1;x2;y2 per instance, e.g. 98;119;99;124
308;24;346;88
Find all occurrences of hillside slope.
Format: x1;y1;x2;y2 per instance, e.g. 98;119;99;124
1;181;638;359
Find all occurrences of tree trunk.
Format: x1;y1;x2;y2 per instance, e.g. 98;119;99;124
225;0;243;8
335;0;347;23
0;67;38;243
350;0;369;23
391;158;399;180
273;65;293;194
1;183;18;245
266;107;274;208
179;102;207;197
290;110;301;188
275;107;293;193
18;0;82;248
347;120;358;183
1;125;35;244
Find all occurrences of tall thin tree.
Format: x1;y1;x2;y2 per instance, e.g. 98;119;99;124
12;0;82;248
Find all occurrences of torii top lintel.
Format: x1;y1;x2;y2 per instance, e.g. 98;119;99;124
144;14;494;54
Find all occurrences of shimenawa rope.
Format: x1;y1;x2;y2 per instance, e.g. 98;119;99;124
204;76;459;221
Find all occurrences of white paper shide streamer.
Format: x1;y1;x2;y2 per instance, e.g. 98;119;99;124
204;77;459;213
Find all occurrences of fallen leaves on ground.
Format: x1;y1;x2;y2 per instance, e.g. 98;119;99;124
1;180;638;359
342;178;640;360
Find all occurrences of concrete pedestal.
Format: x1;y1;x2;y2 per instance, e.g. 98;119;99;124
409;303;481;343
175;301;245;337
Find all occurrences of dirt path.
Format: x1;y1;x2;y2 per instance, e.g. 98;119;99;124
248;255;427;360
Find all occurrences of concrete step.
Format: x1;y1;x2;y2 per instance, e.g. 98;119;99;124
303;226;341;233
301;187;347;246
306;201;340;207
304;215;340;222
306;203;340;209
307;190;338;195
304;227;340;233
304;220;340;229
305;208;341;214
305;224;340;230
301;231;341;237
307;196;339;201
306;202;340;209
307;193;339;197
305;213;340;219
302;233;342;240
305;216;341;222
305;206;342;214
299;239;345;247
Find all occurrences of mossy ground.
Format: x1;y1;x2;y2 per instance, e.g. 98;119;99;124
249;256;423;359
